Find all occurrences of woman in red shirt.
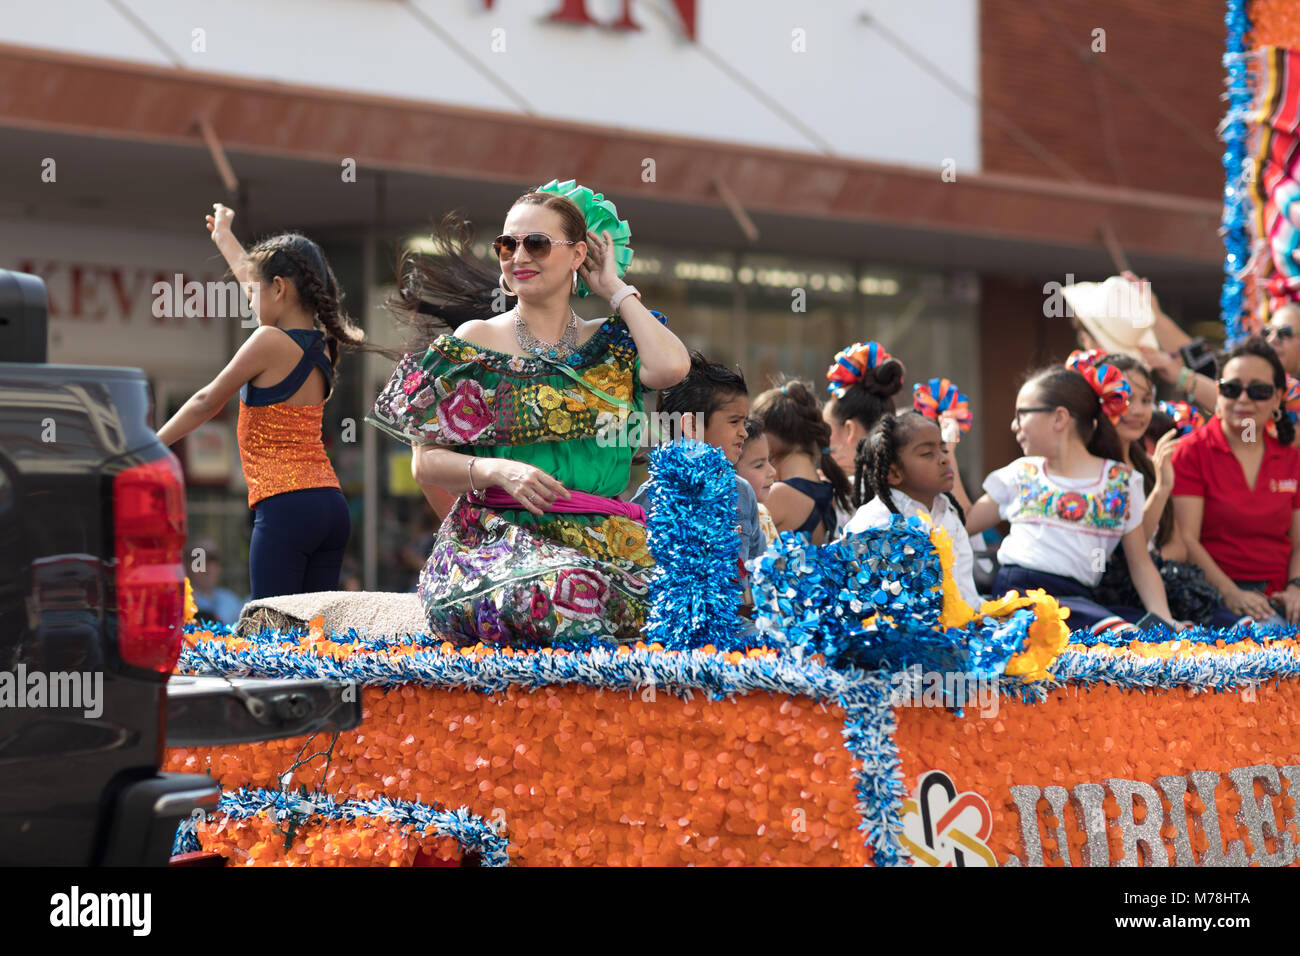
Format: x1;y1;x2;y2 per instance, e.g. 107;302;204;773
1171;337;1300;623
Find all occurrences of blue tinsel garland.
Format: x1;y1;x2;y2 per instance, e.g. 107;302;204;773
644;439;745;650
1220;0;1254;344
170;787;510;866
178;609;1300;868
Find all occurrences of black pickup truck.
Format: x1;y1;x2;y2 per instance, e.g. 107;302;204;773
0;269;360;866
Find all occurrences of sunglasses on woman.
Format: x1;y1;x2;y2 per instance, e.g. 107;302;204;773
1217;379;1276;400
492;232;576;260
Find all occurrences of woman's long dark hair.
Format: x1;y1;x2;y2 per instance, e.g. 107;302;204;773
1222;336;1296;446
384;215;497;348
1102;354;1174;547
752;379;853;514
385;191;588;349
1024;366;1127;462
245;233;366;374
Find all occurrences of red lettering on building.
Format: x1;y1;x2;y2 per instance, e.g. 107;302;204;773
483;0;696;41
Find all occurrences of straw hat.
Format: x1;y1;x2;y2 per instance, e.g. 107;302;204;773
1061;276;1160;357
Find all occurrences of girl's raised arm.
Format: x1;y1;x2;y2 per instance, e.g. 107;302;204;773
964;493;1001;536
207;203;255;292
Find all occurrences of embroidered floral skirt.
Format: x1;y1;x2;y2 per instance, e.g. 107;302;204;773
420;498;653;647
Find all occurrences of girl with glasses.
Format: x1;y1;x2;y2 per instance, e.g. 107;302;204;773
1171;337;1300;625
964;359;1181;632
366;184;690;646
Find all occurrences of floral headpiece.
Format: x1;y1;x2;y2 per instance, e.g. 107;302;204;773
826;341;894;399
1065;350;1131;424
912;378;973;433
534;179;633;297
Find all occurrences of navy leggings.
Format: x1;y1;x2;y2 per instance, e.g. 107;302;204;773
995;566;1142;632
250;487;351;599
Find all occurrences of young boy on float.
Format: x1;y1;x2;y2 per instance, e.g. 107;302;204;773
630;352;766;562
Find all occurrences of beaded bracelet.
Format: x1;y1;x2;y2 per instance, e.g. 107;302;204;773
609;285;641;312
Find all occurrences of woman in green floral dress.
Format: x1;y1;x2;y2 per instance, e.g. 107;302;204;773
368;184;690;646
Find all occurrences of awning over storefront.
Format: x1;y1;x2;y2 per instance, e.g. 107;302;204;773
0;42;1222;284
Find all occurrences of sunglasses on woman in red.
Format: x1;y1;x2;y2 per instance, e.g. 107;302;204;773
1217;379;1276;401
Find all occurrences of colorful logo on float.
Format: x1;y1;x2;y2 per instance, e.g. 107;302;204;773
899;770;996;867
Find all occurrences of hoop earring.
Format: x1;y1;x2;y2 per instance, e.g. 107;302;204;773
499;273;516;297
1274;407;1284;421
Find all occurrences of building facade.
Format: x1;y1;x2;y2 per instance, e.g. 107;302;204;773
0;0;1228;592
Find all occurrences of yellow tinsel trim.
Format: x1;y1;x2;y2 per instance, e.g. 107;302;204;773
184;577;197;625
929;524;975;629
1002;588;1070;681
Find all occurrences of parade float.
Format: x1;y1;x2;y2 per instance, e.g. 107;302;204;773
165;2;1300;866
166;436;1300;867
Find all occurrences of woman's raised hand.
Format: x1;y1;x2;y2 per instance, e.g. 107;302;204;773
484;459;572;517
206;203;235;243
578;229;621;301
1138;345;1183;385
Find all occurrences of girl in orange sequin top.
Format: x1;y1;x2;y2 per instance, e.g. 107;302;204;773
158;204;363;600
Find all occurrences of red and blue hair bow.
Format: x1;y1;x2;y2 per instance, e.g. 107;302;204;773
826;341;893;399
912;378;973;433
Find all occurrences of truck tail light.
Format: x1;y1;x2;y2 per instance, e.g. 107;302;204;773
114;455;187;673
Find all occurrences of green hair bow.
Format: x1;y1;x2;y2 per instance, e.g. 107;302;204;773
535;178;634;298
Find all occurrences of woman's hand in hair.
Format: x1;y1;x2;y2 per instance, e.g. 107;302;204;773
578;229;619;301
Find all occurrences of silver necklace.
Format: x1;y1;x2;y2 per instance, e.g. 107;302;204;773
513;307;580;360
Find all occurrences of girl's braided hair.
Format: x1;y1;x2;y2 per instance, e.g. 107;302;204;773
859;410;965;525
245;233;365;376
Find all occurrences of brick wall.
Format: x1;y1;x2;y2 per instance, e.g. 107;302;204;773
981;0;1225;199
976;1;1227;471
